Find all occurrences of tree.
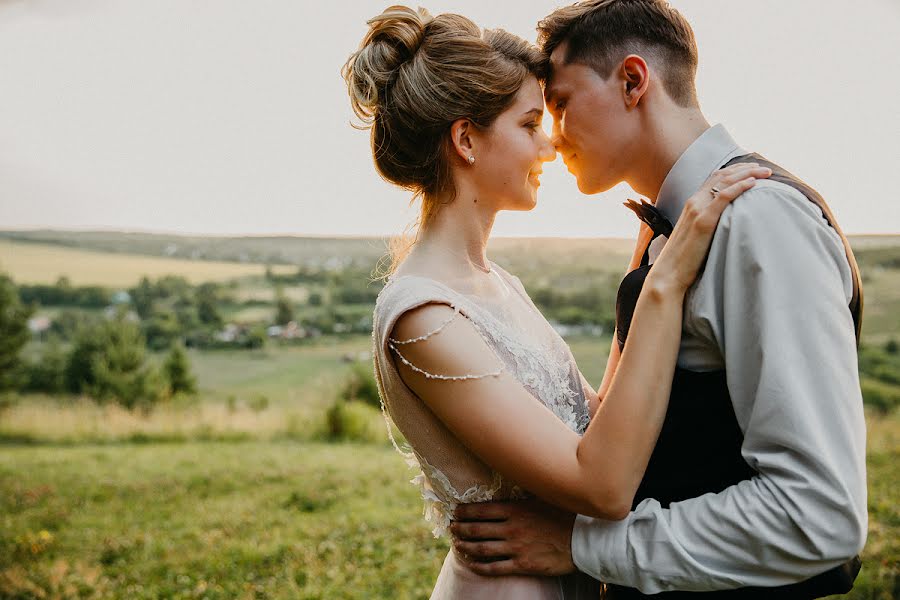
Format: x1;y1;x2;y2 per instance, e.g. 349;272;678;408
130;277;155;319
142;308;182;351
163;343;197;396
65;314;164;410
274;287;294;326
244;326;267;349
0;274;34;392
195;283;223;328
25;336;67;394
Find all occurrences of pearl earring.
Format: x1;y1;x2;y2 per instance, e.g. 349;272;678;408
467;156;475;165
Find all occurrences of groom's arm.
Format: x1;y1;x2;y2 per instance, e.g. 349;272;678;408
570;183;867;592
454;183;866;592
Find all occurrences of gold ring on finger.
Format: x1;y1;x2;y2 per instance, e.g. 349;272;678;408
710;186;721;199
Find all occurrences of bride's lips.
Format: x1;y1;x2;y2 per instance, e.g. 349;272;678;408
528;170;542;187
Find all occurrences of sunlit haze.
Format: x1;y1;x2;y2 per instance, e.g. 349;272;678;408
1;0;898;238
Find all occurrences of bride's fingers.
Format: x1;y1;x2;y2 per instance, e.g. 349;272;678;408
703;163;758;189
714;177;759;206
673;176;759;241
688;177;758;234
708;165;771;192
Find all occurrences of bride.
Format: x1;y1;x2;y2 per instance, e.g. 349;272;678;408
343;6;770;599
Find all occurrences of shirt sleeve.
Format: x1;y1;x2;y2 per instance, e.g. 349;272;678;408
571;182;868;593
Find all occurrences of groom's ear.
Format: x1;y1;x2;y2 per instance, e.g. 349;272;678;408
450;118;476;164
620;55;650;109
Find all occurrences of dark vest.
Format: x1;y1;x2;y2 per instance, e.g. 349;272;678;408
605;154;863;600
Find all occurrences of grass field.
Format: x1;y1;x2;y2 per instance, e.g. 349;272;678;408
0;442;447;599
1;412;896;599
2;337;377;445
1;332;897;598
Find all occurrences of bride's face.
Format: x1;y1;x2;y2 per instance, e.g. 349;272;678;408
472;76;556;212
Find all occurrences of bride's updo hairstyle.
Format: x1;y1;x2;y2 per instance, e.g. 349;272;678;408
343;5;546;239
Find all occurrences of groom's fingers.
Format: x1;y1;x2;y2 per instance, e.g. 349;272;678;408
450;520;509;540
453;501;513;522
454;539;511;560
464;558;518;577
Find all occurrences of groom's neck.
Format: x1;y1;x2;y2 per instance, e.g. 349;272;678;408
630;108;711;202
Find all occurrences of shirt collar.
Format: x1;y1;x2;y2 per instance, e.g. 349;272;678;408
655;124;747;225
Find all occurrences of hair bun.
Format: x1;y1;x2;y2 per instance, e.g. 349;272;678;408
344;5;433;121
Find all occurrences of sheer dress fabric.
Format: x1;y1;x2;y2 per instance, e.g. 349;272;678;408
372;263;601;599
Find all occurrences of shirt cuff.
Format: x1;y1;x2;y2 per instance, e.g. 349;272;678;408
571;513;634;584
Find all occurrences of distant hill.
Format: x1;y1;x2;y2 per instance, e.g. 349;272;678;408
2;229;896;269
2;228;898;277
0;230;389;267
1;229;898;342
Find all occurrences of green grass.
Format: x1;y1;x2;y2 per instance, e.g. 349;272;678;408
185;337;371;407
567;335;614;386
0;442;447;599
0;412;896;599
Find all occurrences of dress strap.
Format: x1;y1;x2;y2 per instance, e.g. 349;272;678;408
386;301;504;381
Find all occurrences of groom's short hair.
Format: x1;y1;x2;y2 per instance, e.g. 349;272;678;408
538;0;699;107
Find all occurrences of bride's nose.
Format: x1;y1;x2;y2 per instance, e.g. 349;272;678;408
538;130;556;163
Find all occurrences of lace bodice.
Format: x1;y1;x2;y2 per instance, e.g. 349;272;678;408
372;263;593;537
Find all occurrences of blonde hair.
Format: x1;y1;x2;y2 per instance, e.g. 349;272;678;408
342;5;546;276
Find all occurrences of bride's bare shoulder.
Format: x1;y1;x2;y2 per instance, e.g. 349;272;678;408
391;302;457;342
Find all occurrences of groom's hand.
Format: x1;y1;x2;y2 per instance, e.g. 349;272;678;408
450;498;577;576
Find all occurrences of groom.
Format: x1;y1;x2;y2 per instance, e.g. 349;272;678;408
451;0;867;597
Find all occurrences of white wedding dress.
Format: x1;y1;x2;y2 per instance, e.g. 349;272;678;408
372;262;602;599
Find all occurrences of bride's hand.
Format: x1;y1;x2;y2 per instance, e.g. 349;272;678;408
653;163;772;291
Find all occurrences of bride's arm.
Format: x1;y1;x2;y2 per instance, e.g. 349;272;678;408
392;164;769;520
393;267;684;519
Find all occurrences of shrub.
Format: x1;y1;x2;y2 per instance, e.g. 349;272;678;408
274;287;294;326
0;273;33;392
339;362;381;408
323;400;382;442
162;343;196;396
24;337;67;394
861;378;900;415
247;394;269;413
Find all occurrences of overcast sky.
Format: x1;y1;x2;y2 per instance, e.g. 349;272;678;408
1;0;898;238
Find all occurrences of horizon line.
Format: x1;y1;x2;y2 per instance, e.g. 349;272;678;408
2;226;899;241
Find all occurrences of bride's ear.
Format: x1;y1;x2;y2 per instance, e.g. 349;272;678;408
450;118;476;165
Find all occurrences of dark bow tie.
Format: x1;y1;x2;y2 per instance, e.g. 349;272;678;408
624;198;674;239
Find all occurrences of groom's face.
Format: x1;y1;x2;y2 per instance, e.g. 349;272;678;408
544;43;636;194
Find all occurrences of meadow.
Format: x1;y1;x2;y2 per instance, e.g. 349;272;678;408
0;239;296;287
1;232;897;599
